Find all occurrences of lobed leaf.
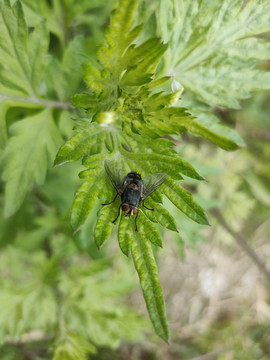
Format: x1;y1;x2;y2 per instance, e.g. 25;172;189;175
0;0;49;96
54;125;110;166
157;0;270;108
97;0;140;73
1;108;62;216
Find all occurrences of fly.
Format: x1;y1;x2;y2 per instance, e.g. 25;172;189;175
102;160;166;231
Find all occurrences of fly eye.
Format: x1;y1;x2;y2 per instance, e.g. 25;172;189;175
132;208;138;215
122;204;130;212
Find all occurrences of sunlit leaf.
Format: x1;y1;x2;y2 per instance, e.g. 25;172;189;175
163;177;209;225
157;0;270;108
2;108;62;216
131;225;169;342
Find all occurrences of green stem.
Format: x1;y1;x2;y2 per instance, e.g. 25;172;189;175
211;209;270;282
0;94;73;110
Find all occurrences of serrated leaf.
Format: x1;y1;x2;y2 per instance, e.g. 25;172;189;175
97;0;140;72
54;125;109;166
0;0;49;96
131;225;169;342
53;332;96;360
156;107;244;150
142;198;178;232
173;111;245;150
189;113;245;150
1;108;62;216
28;21;49;92
0;99;44;152
120;145;203;180
163;177;209;225
71;168;105;232
158;0;270;108
139;211;162;247
94;199;121;248
118;214;132;256
120;39;168;86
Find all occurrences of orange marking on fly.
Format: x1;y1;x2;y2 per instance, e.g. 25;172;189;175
128;183;139;190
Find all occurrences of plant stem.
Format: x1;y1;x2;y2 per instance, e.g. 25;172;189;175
0;94;73;110
211;209;270;282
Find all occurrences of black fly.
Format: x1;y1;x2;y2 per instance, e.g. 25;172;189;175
102;160;166;231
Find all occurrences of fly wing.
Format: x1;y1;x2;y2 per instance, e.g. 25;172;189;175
142;173;167;199
104;160;125;195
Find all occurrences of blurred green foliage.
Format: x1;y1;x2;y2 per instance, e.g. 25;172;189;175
0;0;270;359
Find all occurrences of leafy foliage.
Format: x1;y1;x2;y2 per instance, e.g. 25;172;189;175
2;108;62;216
157;0;270;109
0;0;86;216
1;0;270;351
0;237;147;356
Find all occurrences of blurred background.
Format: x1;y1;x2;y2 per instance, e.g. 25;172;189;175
0;1;270;359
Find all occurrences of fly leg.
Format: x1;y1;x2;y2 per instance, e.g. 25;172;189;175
102;192;118;206
135;211;139;232
142;199;155;211
112;204;121;224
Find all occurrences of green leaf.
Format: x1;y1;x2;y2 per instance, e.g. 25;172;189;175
54;124;110;166
163;177;209;225
121;149;204;180
21;0;113;47
53;332;96;360
131;225;169;342
169;110;245;150
97;0;141;75
0;101;11;151
71;168;105;232
120;39;168;86
94;199;121;249
138;211;163;247
1;108;62;216
118;214;132;256
158;0;270;108
45;36;86;101
0;0;49;97
142;197;178;232
189;113;245;150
